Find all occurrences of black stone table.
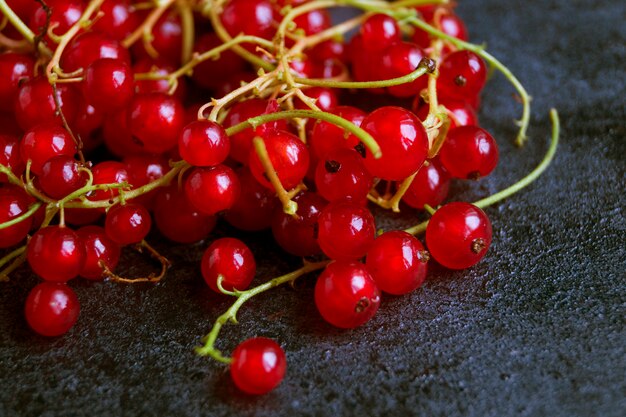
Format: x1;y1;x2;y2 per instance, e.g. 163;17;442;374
1;0;624;416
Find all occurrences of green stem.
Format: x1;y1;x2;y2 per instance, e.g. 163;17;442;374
0;202;41;230
0;245;26;270
196;260;330;364
0;0;52;56
404;109;559;236
407;16;531;146
225;110;382;158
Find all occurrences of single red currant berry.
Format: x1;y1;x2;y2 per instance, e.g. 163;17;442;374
230;337;287;395
201;237;256;293
132;10;182;65
153;185;217;244
366;231;429;295
317;199;376;261
310;106;367;159
29;0;84;45
0;185;33;248
401;159;450;210
440;126;499;180
0;134;25;181
20;124;77;175
191;33;246;90
293;9;331;36
248;130;310;191
91;0;140;40
221;0;277;41
413;96;478;129
25;282;80;337
123;154;169;208
27;226;86;282
360;13;401;52
314;261;381;328
76;225;121;280
102;109;146;158
178;120;230;167
39;155;86;200
129;92;185;154
437;50;487;102
87;161;129;202
104;203;152;246
0;52;35;112
82;58;134;112
425;202;492;269
60;31;131;73
184;165;240;215
14;78;79;131
271;191;327;257
315;148;373;204
224;167;278;231
379;41;428;97
70;98;105;144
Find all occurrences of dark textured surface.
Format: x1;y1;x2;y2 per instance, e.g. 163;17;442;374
1;1;625;416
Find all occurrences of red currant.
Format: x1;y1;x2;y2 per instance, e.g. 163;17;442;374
437;50;487;102
439;126;499;179
317;199;376;260
27;225;86;282
20;124;77;175
201;237;256;293
76;225;121;280
0;185;33;248
310;105;366;159
104;203;152;246
178;120;230;167
221;0;277;42
61;31;131;73
0;52;34;112
0;134;25;181
39;155;86;199
360;13;401;52
230;337;286;395
184;165;240;215
314;148;373;204
401;159;450;210
14;78;79;131
82;58;134;112
129;92;185;154
25;282;80;337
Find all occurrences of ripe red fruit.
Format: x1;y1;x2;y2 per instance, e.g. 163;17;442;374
360;13;401;52
60;32;131;73
129;92;185;154
315;148;373;204
20;124;77;175
27;226;86;282
87;161;129;203
132;11;182;65
91;0;140;40
82;58;134;112
39;155;86;199
425;202;492;269
76;225;121;280
14;78;79;131
221;0;277;41
104;203;152;246
437;50;487;102
0;185;33;248
379;41;428;97
366;231;429;295
439;126;499;180
224;167;278;231
309;106;367;159
201;237;256;293
29;0;84;45
0;134;25;181
0;52;35;112
361;106;429;181
314;261;381;328
25;282;80;337
401;159;450;210
230;337;286;395
178;120;230;167
184;165;240;215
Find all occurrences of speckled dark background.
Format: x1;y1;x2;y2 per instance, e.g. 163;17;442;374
1;0;625;416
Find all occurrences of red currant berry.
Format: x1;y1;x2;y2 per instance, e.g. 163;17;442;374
315;148;373;204
271;191;327;257
293;9;331;35
70;98;105;143
82;58;134;112
14;78;79;131
0;185;33;248
413;96;478;129
25;282;80;337
184;165;240;215
425;202;492;269
27;226;86;282
76;225;121;280
123;154;169;208
0;134;25;181
310;106;366;159
153;185;216;244
191;33;247;90
129;92;185;154
437;50;487;102
361;106;429;181
221;0;277;41
224;167;278;231
105;203;152;246
401;159;450;210
360;13;401;52
412;10;468;49
39;155;86;199
201;237;256;293
61;32;131;73
0;52;35;112
317;199;376;260
91;0;140;40
366;231;428;295
132;10;182;65
380;41;428;97
132;58;187;101
248;129;310;191
230;337;286;395
178;120;230;167
29;0;84;46
87;161;129;202
439;126;499;180
314;261;380;328
20;124;77;175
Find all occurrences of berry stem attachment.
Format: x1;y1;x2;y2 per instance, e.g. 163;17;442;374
196;259;330;364
0;202;42;231
404;109;560;236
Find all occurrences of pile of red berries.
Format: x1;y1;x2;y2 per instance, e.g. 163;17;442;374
0;0;541;395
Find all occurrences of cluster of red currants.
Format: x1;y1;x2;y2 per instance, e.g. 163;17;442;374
0;0;517;396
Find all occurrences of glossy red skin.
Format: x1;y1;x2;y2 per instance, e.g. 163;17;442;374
317;199;376;261
61;32;131;73
0;185;33;248
105;203;152;246
87;161;129;202
426;202;492;270
191;33;247;90
230;337;286;395
315;148;372;204
412;11;468;49
401;159;450;210
248;129;310;191
25;282;80;337
361;106;429;181
178;120;230;167
0;53;35;112
293;9;331;35
39;155;85;199
76;225;121;280
360;13;401;52
223;98;288;163
0;134;25;181
91;0;140;40
413;96;478;129
123;154;169;208
27;226;86;282
70;98;105;143
380;41;428;97
82;58;134;112
437;50;487;102
20;123;77;175
271;191;327;257
29;0;84;45
129;93;185;154
153;185;216;244
439;126;499;179
221;0;277;41
184;165;240;215
224;167;278;231
14;78;79;131
132;11;182;65
295;87;338;112
308;39;346;63
132;58;187;101
201;237;256;293
310;106;366;159
314;261;380;328
366;231;428;295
